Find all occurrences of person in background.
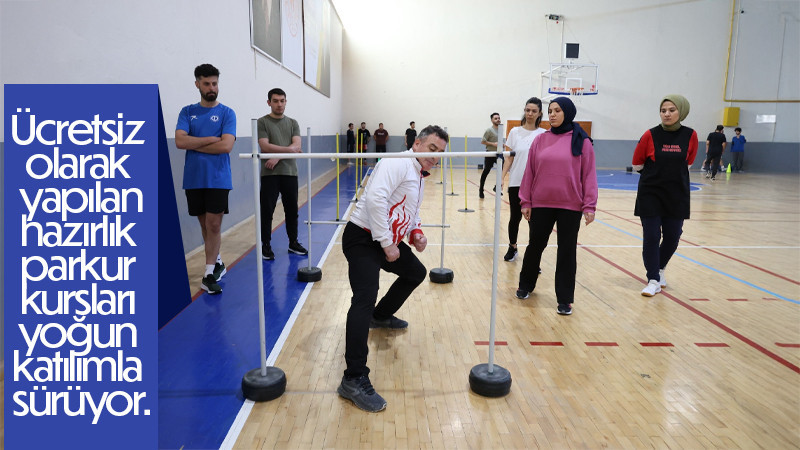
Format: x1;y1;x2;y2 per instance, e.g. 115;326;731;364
175;63;236;295
704;125;726;180
404;121;417;150
374;123;389;153
478;112;501;198
516;97;597;316
632;94;698;297
257;88;309;260
730;127;746;172
500;97;545;262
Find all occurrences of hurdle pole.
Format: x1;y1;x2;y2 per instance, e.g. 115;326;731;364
488;124;505;371
335;133;340;220
305;127;313;270
458;135;474;213
251;119;268;375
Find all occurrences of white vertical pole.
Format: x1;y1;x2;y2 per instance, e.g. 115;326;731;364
488;124;504;372
306;127;313;269
439;128;448;269
251;119;268;376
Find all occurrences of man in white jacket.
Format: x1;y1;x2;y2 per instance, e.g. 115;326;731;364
338;125;449;413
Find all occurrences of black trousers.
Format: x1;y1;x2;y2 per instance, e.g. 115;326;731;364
260;175;299;245
732;152;744;171
704;152;722;177
341;222;426;378
508;187;523;245
479;156;499;191
518;208;582;304
640;216;683;282
376;144;386;153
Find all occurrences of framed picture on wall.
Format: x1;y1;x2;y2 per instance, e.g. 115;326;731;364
251;0;282;62
303;0;331;97
281;0;303;76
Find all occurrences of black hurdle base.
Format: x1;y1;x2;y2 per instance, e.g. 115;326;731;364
469;363;512;398
429;267;454;284
242;367;286;402
297;266;322;282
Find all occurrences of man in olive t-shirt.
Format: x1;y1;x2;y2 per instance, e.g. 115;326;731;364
257;88;308;260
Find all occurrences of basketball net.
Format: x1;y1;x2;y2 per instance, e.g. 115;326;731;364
570;87;584;104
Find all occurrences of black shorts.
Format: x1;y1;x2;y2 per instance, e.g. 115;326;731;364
185;189;230;216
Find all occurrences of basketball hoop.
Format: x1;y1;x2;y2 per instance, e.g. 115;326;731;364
570;86;584;103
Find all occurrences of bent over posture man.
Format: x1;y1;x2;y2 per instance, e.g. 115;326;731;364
338;125;449;412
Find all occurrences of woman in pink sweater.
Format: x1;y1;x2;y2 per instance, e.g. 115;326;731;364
515;97;598;315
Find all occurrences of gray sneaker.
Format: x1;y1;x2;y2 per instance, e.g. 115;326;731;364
337;375;386;412
369;315;408;329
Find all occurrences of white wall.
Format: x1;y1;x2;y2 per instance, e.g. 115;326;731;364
0;0;343;138
337;0;799;143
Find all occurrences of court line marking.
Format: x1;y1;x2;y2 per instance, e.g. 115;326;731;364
595;219;799;303
582;245;800;374
597;209;800;286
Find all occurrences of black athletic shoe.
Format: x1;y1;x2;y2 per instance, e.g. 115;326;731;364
515;289;530;299
557;303;573;315
288;241;308;255
479;190;485;199
201;274;222;295
337;375;386;412
369;315;408;329
262;244;275;260
503;246;517;262
213;262;227;281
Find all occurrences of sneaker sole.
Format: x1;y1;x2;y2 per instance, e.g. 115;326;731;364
503;255;517;262
641;290;661;297
557;308;573;315
262;255;275;260
288;249;308;255
337;387;387;413
201;284;222;295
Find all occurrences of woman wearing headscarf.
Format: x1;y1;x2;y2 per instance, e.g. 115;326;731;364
632;95;698;297
516;97;598;316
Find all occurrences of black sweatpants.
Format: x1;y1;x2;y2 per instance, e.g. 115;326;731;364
341;222;426;378
260;175;299;246
518;208;582;304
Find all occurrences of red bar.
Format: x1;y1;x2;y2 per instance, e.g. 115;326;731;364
689;298;710;301
727;298;748;302
474;341;507;346
640;342;674;347
585;342;619;347
763;297;779;301
695;343;730;347
776;343;800;348
530;341;564;346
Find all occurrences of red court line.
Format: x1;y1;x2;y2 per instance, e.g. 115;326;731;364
474;341;508;346
727;298;749;302
530;341;564;346
585;342;619;347
763;297;780;301
695;343;730;347
597;209;800;286
640;342;674;347
690;298;710;301
581;246;800;374
776;343;800;348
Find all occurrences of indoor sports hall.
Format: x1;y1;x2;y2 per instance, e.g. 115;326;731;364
1;0;798;449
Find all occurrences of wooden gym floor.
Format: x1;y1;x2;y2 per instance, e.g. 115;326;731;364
196;167;799;449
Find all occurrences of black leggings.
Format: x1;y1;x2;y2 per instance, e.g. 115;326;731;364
508;187;523;245
640;216;683;282
479;156;503;191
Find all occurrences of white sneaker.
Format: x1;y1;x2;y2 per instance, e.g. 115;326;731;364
641;279;661;297
658;269;666;288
